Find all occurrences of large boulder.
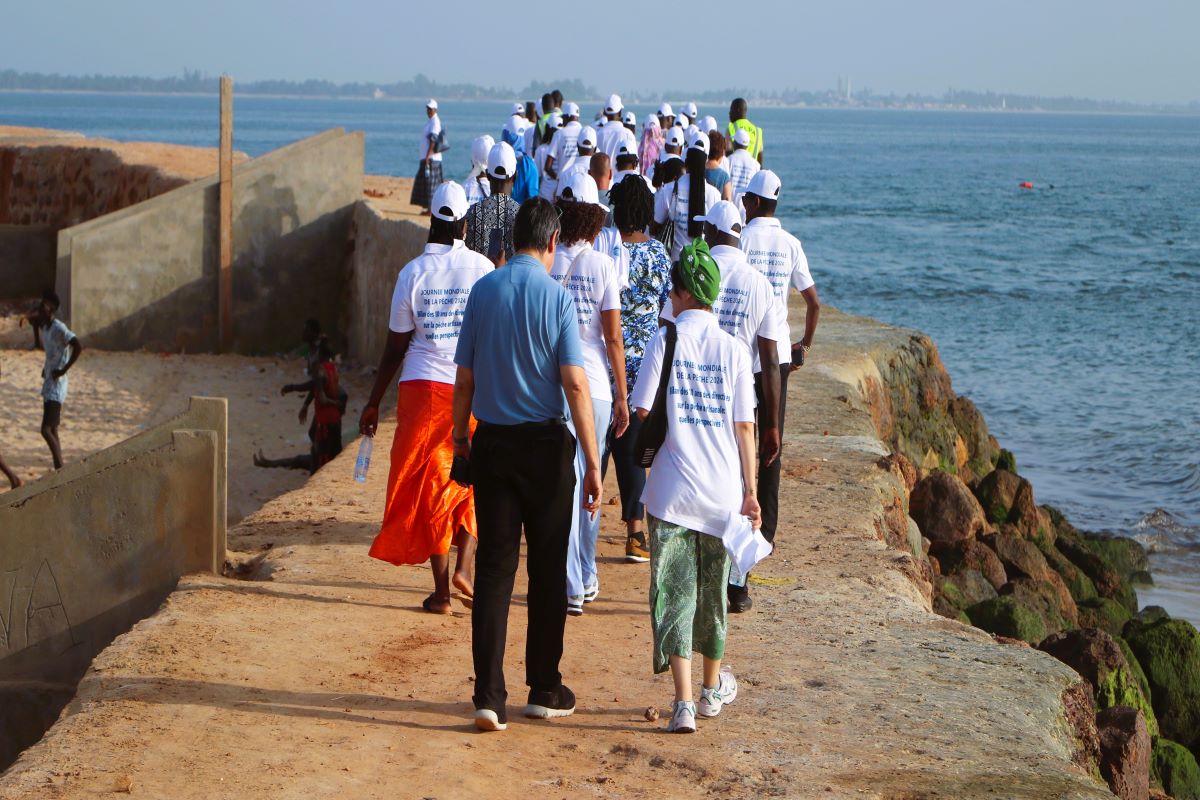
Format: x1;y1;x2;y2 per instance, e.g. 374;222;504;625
968;595;1047;644
1096;706;1150;800
1079;597;1134;638
1002;577;1075;636
1039;541;1100;603
984;531;1053;582
1059;535;1138;613
933;538;1008;589
974;469;1054;544
1039;628;1158;737
948;395;999;481
1152;738;1200;800
1087;535;1150;580
946;569;999;607
1114;635;1154;713
910;471;989;547
1123;615;1200;754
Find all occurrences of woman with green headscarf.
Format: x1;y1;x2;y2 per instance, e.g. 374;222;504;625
629;238;760;734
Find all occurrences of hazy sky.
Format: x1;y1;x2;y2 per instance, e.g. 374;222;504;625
4;0;1197;103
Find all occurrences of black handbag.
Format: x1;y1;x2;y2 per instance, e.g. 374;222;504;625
654;180;679;253
633;324;677;467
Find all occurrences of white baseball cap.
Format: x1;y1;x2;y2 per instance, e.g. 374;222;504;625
686;131;709;156
431;181;469;221
700;115;718;133
676;113;690;128
549;113;564;129
471;134;495;169
693;200;743;238
605;94;623;114
746;169;782;200
733;127;751;147
579;126;597;149
504;115;526;136
616;141;638;159
512;102;524;115
559;172;609;210
658;102;674;117
646;115;661;131
623;110;636;126
563;101;580;117
487;142;517;180
683;102;698;119
426;98;438;110
666;127;685;147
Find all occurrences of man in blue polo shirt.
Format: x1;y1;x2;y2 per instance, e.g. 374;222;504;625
453;197;603;732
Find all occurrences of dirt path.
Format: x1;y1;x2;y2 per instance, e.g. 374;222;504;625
0;309;1113;799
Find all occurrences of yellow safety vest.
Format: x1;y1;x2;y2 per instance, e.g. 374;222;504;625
727;119;762;161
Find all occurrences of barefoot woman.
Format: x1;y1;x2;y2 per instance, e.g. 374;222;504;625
360;182;494;614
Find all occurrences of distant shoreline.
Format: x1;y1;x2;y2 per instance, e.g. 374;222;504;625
3;89;1199;117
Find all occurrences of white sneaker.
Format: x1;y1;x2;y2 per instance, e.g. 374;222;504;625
474;708;507;731
697;669;738;718
567;596;584;616
667;700;696;733
583;582;599;603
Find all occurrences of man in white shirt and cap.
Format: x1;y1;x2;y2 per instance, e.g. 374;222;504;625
734;169;820;612
554;126;598;195
657;102;675;131
410;99;443;214
598;94;636;162
544;102;582;185
613;142;654;192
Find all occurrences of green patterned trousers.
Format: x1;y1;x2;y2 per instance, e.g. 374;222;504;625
648;515;730;674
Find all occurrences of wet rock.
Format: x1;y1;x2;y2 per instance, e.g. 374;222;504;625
909;471;989;547
1038;629;1158;737
1096;706;1150;800
1114;635;1154;715
1132;606;1170;626
1059;535;1138;613
1151;738;1200;800
975;469;1021;527
1079;597;1134;638
1039;541;1100;603
967;595;1047;644
933;538;1007;589
1086;535;1149;581
995;448;1017;473
1123;615;1200;753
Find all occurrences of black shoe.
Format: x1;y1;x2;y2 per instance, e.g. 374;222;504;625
523;684;576;719
728;582;753;613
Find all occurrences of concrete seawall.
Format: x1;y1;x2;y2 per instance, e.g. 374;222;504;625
0;309;1113;799
0;397;228;770
55;129;363;355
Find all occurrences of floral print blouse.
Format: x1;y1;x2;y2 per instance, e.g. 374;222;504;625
619;238;672;398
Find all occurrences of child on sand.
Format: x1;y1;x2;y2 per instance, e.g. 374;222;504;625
629;240;758;733
28;292;83;471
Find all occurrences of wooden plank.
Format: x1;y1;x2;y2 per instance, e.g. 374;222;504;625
218;75;233;352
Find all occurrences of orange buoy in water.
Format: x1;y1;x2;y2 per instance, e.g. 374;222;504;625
1019;181;1034;189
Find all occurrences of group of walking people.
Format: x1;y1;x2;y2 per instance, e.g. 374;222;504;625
376;91;820;734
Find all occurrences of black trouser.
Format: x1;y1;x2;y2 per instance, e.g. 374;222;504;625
754;364;792;544
470;420;576;720
602;411;646;523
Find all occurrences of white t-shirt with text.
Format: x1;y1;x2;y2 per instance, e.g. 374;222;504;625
389;240;493;384
631;310;755;536
740;216;815;363
550;121;583;176
661;244;780;373
550;241;622;402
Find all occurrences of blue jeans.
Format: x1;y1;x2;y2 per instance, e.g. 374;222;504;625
566;398;612;598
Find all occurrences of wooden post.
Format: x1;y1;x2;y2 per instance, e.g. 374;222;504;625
218;75;234;352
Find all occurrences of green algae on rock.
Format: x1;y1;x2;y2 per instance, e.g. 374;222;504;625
968;595;1047;643
1123;614;1200;755
1152;738;1200;800
1078;597;1134;638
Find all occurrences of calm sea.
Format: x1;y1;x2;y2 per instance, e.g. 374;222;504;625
3;92;1197;625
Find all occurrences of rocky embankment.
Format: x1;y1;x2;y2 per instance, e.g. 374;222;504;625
865;333;1200;800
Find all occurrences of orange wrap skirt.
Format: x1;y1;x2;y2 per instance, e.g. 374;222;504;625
368;380;477;566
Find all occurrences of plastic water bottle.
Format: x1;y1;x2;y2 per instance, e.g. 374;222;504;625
353;435;373;483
